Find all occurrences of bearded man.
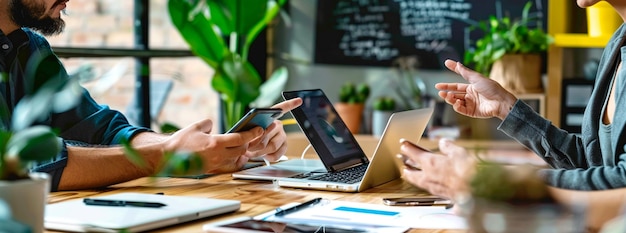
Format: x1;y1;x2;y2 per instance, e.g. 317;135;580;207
0;0;302;191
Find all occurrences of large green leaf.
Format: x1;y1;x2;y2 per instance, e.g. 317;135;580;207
243;0;285;59
212;53;261;105
157;151;204;176
13;51;80;131
206;0;234;34
168;0;227;67
6;126;60;162
169;0;288;130
250;67;288;108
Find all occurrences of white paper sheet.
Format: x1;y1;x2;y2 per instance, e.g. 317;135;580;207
264;199;467;230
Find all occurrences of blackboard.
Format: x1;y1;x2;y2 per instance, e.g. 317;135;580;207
314;0;548;70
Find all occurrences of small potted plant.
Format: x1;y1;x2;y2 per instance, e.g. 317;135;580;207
0;51;83;232
371;96;396;137
0;53;206;232
464;1;553;94
462;162;584;232
335;82;370;134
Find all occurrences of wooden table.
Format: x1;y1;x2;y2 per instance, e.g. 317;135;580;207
46;134;541;233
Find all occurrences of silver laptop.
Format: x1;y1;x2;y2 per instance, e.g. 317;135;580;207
45;192;240;232
276;89;434;192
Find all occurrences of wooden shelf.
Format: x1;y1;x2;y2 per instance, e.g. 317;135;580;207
553;33;611;48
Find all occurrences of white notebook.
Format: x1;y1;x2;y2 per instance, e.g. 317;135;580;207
45;192;240;232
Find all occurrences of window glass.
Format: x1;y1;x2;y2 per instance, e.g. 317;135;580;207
52;0;218;132
61;57;218;132
50;0;134;47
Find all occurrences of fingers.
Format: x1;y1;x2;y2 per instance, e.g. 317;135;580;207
247;121;287;159
435;83;470;92
263;142;288;162
438;138;468;159
443;59;488;84
271;97;303;116
402;168;454;199
444;59;461;74
219;127;264;147
191;118;214;134
248;121;279;152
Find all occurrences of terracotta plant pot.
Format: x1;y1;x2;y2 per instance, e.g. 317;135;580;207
334;102;364;134
0;173;50;233
489;54;543;94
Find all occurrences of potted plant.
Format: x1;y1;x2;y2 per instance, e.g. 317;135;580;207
371;96;396;137
464;1;553;94
0;51;84;232
168;0;289;132
335;82;370;134
461;162;584;232
392;56;427;110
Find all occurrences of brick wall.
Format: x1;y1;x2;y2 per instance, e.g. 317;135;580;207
49;0;219;132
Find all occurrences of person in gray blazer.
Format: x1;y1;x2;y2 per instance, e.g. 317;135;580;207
401;0;626;195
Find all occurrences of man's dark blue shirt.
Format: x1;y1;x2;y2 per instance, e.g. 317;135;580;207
0;28;150;191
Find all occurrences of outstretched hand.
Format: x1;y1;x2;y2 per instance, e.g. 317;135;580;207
437;59;517;120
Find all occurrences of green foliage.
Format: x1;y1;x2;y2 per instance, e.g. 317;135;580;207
157;152;204;177
470;162;553;203
464;2;554;75
0;51;81;181
372;96;396;111
392;56;426;110
121;138;204;177
168;0;288;130
159;122;180;134
339;82;370;104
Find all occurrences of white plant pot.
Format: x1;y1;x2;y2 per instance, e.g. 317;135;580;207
372;110;394;137
0;172;50;233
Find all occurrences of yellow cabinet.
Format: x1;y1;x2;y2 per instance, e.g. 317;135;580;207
547;0;618;126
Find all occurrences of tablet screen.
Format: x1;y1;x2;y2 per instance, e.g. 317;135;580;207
213;219;367;233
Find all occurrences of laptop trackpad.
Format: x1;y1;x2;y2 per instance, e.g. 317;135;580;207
234;159;326;179
272;159;325;171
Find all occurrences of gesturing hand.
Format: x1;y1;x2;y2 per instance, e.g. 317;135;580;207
437;59;518;120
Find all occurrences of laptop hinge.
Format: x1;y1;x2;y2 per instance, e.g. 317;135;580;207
330;158;368;172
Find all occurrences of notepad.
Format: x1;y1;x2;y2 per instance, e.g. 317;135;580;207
45;192;240;232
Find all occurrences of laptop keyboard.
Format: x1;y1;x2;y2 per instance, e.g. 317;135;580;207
308;164;368;184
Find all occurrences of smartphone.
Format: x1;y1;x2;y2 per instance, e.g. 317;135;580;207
203;216;369;233
382;197;452;207
226;108;283;133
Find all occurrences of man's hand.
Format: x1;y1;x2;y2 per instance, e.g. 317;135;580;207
162;97;302;173
163;118;263;173
245;97;303;162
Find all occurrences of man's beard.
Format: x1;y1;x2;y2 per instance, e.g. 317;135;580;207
9;0;66;36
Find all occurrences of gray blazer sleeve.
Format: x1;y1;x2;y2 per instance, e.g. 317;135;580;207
498;100;626;190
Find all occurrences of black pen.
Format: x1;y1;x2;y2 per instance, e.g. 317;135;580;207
274;197;322;216
83;198;167;208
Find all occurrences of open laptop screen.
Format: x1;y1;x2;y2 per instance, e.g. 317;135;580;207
283;89;369;172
